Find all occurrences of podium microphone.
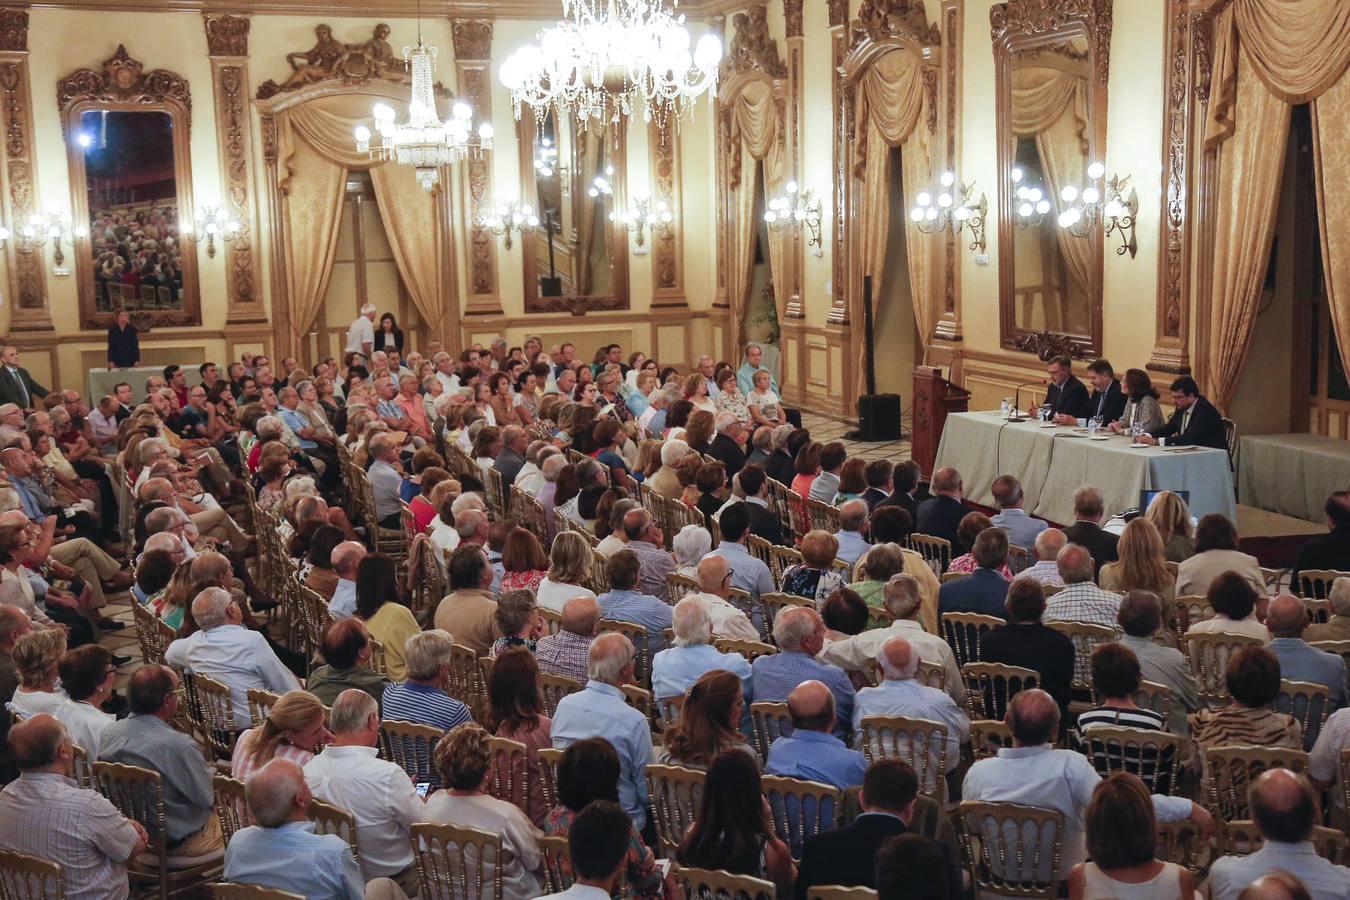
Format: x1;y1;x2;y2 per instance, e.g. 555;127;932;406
1009;380;1046;422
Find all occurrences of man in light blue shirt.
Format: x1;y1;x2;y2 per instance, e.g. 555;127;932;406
808;443;846;504
276;387;318;450
963;689;1209;878
1266;594;1348;726
225;758;366;900
328;541;366;619
834;500;871;565
366;433;405;528
706;503;775;603
989;474;1048;551
852;637;969;764
1208;768;1350;900
552;634;654;830
752;606;855;740
736;344;778;397
651;596;752;701
765;681;865;790
597;550;673;657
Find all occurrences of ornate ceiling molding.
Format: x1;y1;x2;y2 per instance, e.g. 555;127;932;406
56;45;191;113
203;13;249;56
857;0;940;46
723;5;786;79
451;19;493;60
13;0;744;17
990;0;1112;86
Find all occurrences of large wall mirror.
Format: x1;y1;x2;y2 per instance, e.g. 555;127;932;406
59;46;199;330
992;1;1109;355
517;107;630;312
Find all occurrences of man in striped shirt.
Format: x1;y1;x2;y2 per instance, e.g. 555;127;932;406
381;630;472;731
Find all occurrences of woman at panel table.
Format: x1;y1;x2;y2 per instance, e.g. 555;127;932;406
1108;368;1166;436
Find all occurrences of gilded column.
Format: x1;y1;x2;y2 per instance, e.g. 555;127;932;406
204;14;266;325
452;19;501;318
933;0;963;342
782;0;804;319
649;121;685;307
0;9;47;332
826;0;849;325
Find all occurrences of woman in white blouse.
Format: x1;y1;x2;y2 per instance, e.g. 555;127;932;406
746;368;787;429
535;531;597;613
683;373;718;415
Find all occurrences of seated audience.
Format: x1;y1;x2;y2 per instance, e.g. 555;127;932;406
1075;643;1166;734
327;540;365;618
596;496;639;558
230;688;331;782
766;682;867;792
850;540;940;633
618;509;676;599
938;528;1013;621
989;474;1048;550
1062;487;1118;576
1068;772;1196;900
50;645;113;758
831;499;871;565
382;629;473;731
536;530;597;614
738;464;785;545
873;833;960;900
0;714;145;899
979;577;1077;725
1021;527;1068;586
1291;491;1350;585
1265;593;1346;719
1044;543;1123;632
781;529;846;602
304;689;425;894
303;524;346;601
914;466;965;548
539;799;634;900
485;648;552;825
679;554;759;642
820;587;870;647
535;596;601;684
353;553;421;681
676;750;796;898
1099;517;1176;609
1190;647;1302;771
433;545;499;657
551;633;653;830
652;595;752;700
8;628;67;718
596;549;673;655
753;606;855;739
946;512;1013;578
853;637;969;762
1185;571;1271;642
1146;490;1197;563
306;617;389;709
100;665;224;854
422;723;542;900
1307;576;1350;643
706;502;775;603
659;669;756;769
223;758;372;900
808;442;847;504
1117;591;1199;737
1176;513;1264;597
1207;769;1350;900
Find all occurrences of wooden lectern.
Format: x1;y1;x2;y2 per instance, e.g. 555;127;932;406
912;366;970;477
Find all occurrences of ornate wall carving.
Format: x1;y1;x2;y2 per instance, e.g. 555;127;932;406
990;0;1112;87
256;23;409;99
0;8;26;53
57;45;191;113
650;121;684;303
204;13;249;56
452;19;493;59
935;0;962;340
451;19;500;316
0;51;46;328
827;0;848;29
858;0;940;45
827;8;849;325
783;0;803;39
725;6;787;78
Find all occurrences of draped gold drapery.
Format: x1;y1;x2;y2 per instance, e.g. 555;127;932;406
574;125;603;297
1202;0;1350;411
276;94;446;345
852;49;934;369
726;78;787;340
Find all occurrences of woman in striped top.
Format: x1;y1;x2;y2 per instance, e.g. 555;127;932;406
1188;645;1301;774
1076;642;1167;732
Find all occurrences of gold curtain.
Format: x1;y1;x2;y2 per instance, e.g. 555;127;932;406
727;79;787;334
574;125;603;296
1312;70;1350;387
276;94;446;342
851;49;934;363
1206;45;1291;412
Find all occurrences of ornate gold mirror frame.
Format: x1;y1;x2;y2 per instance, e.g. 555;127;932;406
991;0;1111;357
58;45;198;330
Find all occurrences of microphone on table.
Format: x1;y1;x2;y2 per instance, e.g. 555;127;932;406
1009;380;1046;422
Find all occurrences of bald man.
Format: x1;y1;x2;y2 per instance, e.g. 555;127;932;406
1208;769;1350;899
764;680;866;790
536;596;601;684
678;555;759;642
853;637;968;763
963;689;1208;877
1267;593;1347;719
915;466;965;546
329;541;368;619
0;715;145;898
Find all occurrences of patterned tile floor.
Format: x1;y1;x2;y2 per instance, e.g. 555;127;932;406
799;410;914;463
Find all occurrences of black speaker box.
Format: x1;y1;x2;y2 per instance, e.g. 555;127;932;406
855;393;902;441
540;276;563;297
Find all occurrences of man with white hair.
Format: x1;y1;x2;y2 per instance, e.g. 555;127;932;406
1044;543;1122;631
538;453;569;540
821;574;964;705
165;587;300;726
519;445;560;496
696;355;719;399
429;492;484;559
432;352;460;395
552;633;653;829
1020;528;1068;587
1308;576;1350;643
329;541;367;618
224;758;371;900
619;509;676;599
637;386;674;438
140;474;250;549
834;499;871;565
677;555;759;642
367;432;404;529
853;637;969;761
752;606;855;739
646;438;689;500
305;689;424;895
651;595;753;700
144;505;200;560
708;412;747;480
345;303;377;358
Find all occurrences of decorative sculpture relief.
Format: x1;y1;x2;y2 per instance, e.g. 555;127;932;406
0;62;41;314
1013;331;1086;361
783;0;804;40
725;6;787;78
0;8;27;53
452;19;493;59
990;0;1112;87
57;45;191;113
652;123;680;292
857;0;941;45
256;23;408;99
204;14;249;57
828;0;848;29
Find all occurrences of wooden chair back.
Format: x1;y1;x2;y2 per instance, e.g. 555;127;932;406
759;591;815;639
1220;820;1348;865
1006;544;1031;575
907;533;951;576
1090;679;1172;732
307;798;360;865
445;643;486;710
246;689;281;728
646;764;706;857
749;701;793;762
0;849;65;900
658;693;686;730
1046;620;1116;694
379;719;445;789
940;612;1003;669
666;571;699;605
485;735;530;817
673;867;775;900
411;822;504;900
1201;745;1310;821
620;684;653;722
970;719;1014;761
940;571;968;584
957;801;1066;899
181;669;238;757
133;600;172;666
1293;569;1350;600
1278;679;1333;750
1186;632;1263;707
212;775;253;846
537;834;573;896
806;499;840;534
961;662;1039;721
713;637;777;663
539;673;584;716
858;715;952;803
808;888;879;900
1075;725;1184;795
761;774;843;859
536;747;564;810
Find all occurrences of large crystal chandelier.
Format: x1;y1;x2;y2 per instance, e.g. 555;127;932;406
354;21;493;191
498;0;722;128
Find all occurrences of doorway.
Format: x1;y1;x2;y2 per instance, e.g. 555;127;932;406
868;147;920;397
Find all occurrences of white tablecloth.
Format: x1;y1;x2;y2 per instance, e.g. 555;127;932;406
1238;433;1350;523
934;411;1238;525
87;366;201;404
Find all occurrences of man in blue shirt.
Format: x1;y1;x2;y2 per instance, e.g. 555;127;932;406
736;343;778;396
597;549;673;658
651;595;752;701
707;502;775;603
552;633;654;830
224;758;367;900
834;500;872;565
381;630;473;733
276;386;318;450
1267;594;1347;721
752;606;855;740
989;474;1048;551
765;680;865;790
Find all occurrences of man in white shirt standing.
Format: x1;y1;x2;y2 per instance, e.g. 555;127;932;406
344;303;377;360
305;689;424;897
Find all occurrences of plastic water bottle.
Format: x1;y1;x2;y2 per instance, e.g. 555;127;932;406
1088;417;1097;438
1000;398;1010;420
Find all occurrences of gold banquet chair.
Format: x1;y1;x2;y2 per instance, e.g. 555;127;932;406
0;849;65;900
307;798;360;866
536;747;564;810
1186;632;1263;707
961;662;1039;721
673;866;776;900
379;719;445;789
940;611;1002;669
958;801;1066;899
1201;745;1310;822
858;715;953;803
749;700;793;763
762;774;843;860
212;774;253;847
646;763;706;858
411;822;504;900
809;888;878;900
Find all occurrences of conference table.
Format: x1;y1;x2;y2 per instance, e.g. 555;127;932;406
934;411;1238;525
1238;433;1350;523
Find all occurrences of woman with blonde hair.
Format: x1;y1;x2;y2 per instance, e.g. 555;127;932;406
230;690;331;781
155;560;196;632
9;629;67;717
535;530;596;613
1100;518;1176;608
1146;490;1196;563
659;670;756;769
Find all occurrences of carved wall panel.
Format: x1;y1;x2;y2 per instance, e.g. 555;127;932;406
934;0;962;341
649;121;684;304
452;19;500;316
827;2;848;326
0;39;48;331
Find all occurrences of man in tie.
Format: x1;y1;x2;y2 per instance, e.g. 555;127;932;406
1032;355;1091;421
0;346;46;411
1136;377;1228;450
1054;359;1125;426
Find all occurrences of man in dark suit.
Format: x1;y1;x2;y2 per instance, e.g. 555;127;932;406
708;413;747;481
1292;491;1350;585
914;466;965;545
1139;376;1228;450
861;460;892;511
0;346;47;411
765;427;809;487
1056;358;1127;425
113;382;135;422
979;577;1076;717
1061;486;1118;576
737;464;785;546
1033;354;1092;421
794;758;917;898
876;459;921;519
938;528;1012;620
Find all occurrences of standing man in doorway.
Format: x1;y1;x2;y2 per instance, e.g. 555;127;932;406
344;303;377;361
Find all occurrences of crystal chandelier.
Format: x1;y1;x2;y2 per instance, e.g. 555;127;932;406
354;21;493;191
498;0;723;129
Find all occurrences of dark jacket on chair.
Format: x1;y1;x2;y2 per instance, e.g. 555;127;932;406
1062;521;1119;576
